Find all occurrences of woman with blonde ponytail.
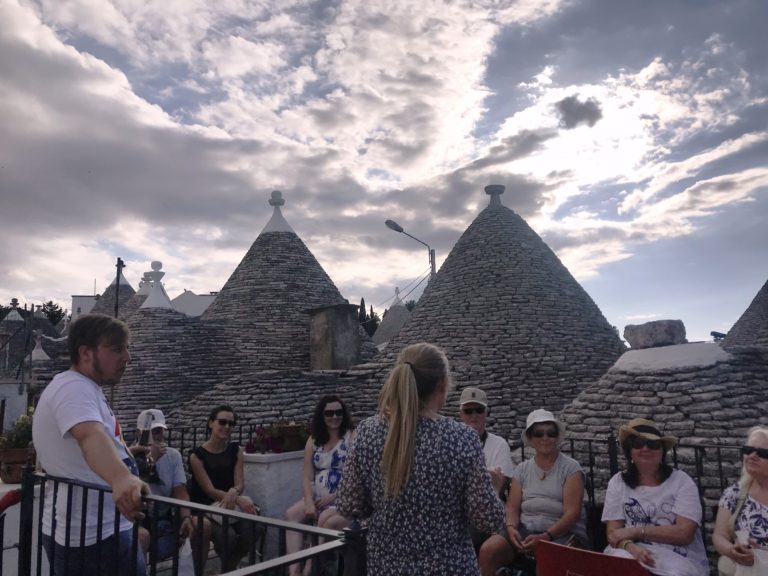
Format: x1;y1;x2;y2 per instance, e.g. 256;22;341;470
338;343;505;575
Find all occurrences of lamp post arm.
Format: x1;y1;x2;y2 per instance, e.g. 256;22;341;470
401;230;430;251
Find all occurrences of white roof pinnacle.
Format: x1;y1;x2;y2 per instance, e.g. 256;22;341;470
260;190;295;234
140;261;173;309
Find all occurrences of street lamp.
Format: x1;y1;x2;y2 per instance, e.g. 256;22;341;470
385;219;436;279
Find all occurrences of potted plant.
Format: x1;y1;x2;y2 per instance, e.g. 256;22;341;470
0;407;34;484
245;421;309;454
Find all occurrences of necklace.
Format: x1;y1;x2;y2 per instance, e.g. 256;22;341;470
534;455;557;480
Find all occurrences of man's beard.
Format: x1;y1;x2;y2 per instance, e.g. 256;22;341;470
92;354;123;387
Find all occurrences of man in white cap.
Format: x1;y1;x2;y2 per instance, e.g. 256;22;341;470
134;409;210;572
458;387;514;495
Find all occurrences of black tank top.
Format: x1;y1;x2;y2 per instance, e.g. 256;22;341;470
188;442;239;505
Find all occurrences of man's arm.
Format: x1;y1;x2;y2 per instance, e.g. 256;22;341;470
70;421;147;522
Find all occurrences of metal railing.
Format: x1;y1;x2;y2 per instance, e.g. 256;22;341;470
10;465;366;576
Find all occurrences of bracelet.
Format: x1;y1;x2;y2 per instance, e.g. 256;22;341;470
621;539;633;550
545;530;554;541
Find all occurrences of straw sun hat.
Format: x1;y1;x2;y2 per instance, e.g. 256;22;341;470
618;417;677;450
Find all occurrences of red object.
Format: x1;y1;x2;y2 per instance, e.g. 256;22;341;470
0;488;22;515
536;540;652;576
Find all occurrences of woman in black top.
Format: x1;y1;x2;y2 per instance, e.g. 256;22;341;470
189;405;261;571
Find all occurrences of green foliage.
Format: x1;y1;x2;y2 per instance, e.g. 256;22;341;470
365;305;380;337
42;301;66;325
405;300;417;312
0;407;34;450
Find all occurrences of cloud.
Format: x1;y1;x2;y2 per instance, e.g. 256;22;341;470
554;94;602;128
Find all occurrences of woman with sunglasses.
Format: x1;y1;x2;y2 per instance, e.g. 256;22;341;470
284;395;355;576
713;426;768;570
189;405;261;572
602;417;708;576
338;343;504;575
479;408;586;575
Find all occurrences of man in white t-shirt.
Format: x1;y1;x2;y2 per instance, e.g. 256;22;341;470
32;313;147;576
458;387;515;495
459;387;515;550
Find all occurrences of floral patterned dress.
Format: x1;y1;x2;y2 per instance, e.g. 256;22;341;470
337;415;505;575
312;430;352;510
720;483;768;546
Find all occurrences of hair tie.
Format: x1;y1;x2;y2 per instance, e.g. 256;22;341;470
404;361;413;369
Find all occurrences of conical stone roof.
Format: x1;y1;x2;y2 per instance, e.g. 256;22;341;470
723;277;768;349
90;273;135;317
383;185;626;438
372;288;411;347
201;191;346;370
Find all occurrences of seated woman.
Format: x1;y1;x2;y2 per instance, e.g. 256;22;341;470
603;417;708;576
284;395;355;576
713;426;768;570
189;405;262;572
479;409;586;576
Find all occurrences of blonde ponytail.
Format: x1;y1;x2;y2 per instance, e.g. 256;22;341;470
379;343;450;498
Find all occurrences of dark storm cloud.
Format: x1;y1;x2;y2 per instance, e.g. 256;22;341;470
554;95;602;129
467;129;556;170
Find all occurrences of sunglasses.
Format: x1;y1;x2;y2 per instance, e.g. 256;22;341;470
741;446;768;459
531;429;558;439
629;436;662;450
216;419;236;427
462;406;486;415
323;409;344;418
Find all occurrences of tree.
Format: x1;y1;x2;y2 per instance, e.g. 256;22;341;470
405;300;417;312
358;298;367;325
365;305;381;337
41;301;65;326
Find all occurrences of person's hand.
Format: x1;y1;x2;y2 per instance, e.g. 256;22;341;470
626;542;655;567
221;488;238;510
729;543;755;566
149;442;167;461
315;494;335;510
179;516;194;539
488;467;505;494
506;525;525;551
521;532;548;553
236;495;258;515
111;474;147;522
304;499;317;520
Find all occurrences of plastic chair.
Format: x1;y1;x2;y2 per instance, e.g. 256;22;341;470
536;541;651;576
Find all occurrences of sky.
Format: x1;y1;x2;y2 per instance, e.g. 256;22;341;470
1;0;767;343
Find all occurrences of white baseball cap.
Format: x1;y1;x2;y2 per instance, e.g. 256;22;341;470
136;408;168;430
459;387;488;408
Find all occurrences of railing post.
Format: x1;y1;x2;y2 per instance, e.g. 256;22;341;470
18;463;35;576
342;518;367;576
607;432;619;476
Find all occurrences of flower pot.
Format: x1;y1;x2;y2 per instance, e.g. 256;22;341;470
0;447;34;484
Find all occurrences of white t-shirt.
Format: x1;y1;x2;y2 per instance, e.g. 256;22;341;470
483;432;515;477
602;469;709;576
32;369;134;545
